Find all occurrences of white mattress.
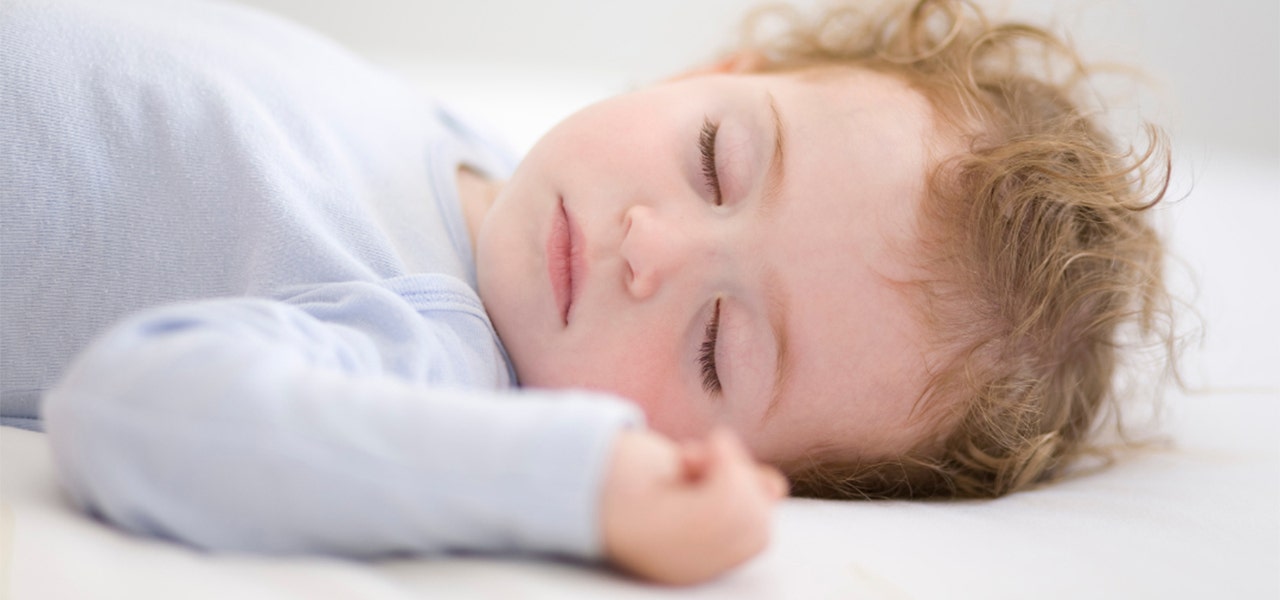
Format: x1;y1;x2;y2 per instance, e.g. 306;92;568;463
2;66;1278;599
3;388;1276;599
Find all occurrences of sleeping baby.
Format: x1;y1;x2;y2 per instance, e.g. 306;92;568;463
0;0;1174;585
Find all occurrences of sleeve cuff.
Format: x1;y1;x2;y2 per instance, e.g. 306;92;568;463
496;389;644;560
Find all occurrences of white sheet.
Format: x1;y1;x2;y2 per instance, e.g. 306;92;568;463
3;387;1276;599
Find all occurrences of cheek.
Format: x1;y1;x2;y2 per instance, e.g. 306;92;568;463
551;101;676;181
638;394;716;441
557;331;716;441
476;225;542;364
612;364;716;441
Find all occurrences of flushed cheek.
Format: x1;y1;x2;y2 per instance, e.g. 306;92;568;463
616;368;714;440
564;343;714;440
639;393;716;441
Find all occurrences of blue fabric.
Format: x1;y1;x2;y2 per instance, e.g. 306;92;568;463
0;0;642;560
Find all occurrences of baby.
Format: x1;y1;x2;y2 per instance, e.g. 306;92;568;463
0;0;1172;586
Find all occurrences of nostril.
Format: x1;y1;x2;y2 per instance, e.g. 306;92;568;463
620;205;661;299
620;208;637;289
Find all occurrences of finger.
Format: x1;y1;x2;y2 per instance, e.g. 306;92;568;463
757;464;789;499
700;427;759;488
704;429;787;499
698;428;777;568
678;438;711;481
705;426;750;463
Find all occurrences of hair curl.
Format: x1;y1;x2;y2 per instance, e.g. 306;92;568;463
735;0;1176;499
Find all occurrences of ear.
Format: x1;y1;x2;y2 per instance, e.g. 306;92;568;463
665;51;767;81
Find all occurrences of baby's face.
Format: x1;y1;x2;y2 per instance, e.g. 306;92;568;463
475;67;948;466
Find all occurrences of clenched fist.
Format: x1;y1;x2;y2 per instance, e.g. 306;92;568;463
601;427;788;585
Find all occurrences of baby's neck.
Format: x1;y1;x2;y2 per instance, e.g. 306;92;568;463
456;166;503;255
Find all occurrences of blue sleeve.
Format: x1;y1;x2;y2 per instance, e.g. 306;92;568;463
41;283;644;560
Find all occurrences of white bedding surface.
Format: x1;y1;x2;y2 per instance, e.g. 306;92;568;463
3;388;1276;599
3;63;1279;600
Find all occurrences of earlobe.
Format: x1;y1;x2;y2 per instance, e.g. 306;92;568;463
666;51;767;81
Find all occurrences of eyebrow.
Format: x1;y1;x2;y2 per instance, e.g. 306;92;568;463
761;92;787;217
761;91;792;420
763;265;791;420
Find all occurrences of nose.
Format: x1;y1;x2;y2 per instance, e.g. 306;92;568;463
620;205;709;300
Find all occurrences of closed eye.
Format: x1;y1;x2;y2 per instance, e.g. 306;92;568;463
699;118;722;205
699;298;722;394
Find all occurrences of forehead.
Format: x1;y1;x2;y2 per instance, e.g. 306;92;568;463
749;68;944;463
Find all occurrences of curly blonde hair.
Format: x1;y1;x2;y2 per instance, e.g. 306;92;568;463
736;0;1175;498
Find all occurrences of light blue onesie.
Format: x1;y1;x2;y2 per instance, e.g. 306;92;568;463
0;0;642;560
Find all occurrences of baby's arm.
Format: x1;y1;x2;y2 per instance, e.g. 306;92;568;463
43;284;640;560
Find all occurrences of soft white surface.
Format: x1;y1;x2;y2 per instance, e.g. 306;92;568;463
3;388;1277;599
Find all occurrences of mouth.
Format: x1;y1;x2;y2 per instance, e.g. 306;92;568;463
547;196;582;326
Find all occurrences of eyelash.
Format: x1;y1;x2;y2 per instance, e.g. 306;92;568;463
699;298;722;394
697;119;723;395
699;118;722;205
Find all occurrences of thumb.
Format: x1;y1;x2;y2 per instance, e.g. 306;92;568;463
703;429;788;498
678;437;712;482
757;464;789;499
699;428;753;483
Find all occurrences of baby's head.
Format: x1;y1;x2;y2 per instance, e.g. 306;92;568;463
473;0;1172;498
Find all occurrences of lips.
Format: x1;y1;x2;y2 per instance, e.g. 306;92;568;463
547;197;581;326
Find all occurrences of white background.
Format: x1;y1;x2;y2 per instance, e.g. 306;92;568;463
228;0;1278;163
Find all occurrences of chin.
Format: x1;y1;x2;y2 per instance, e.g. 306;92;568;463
504;352;561;390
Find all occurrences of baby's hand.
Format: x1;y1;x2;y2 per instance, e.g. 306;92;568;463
601;427;788;585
